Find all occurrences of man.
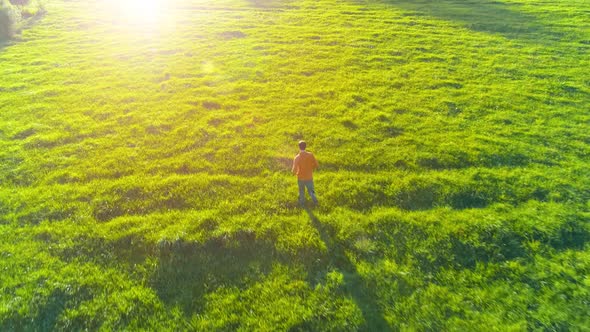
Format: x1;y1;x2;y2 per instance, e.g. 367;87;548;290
292;140;319;206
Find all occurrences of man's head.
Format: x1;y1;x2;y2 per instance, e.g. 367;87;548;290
298;140;307;151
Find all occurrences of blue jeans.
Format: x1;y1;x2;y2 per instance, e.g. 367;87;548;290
298;179;317;204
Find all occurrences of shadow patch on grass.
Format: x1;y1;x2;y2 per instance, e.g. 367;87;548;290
219;31;246;39
448;189;489;209
151;233;277;315
305;208;391;331
202;101;222;110
373;217;527;272
272;156;293;172
341;119;358;130
11;127;37;140
1;288;66;331
551;217;590;250
381;0;565;44
245;0;291;8
92;188;191;223
373;208;590;274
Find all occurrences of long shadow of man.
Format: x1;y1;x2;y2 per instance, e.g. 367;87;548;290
304;207;391;331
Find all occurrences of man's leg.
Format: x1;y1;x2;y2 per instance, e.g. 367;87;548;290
306;180;318;204
297;180;306;205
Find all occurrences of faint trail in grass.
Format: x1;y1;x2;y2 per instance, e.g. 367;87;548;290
305;207;391;331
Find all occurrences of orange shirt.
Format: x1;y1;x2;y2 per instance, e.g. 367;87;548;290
292;151;319;180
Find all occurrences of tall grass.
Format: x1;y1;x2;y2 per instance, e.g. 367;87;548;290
0;0;589;329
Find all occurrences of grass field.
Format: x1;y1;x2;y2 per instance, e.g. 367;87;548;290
1;0;589;330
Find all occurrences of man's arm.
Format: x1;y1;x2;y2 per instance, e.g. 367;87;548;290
292;156;299;175
312;154;319;170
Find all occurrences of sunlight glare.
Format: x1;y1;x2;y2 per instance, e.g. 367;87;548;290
108;0;167;26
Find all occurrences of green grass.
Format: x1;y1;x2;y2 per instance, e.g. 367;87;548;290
1;0;589;330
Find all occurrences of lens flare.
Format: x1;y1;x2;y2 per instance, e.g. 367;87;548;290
108;0;166;26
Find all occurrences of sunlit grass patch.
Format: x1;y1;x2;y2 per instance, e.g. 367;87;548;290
0;0;589;329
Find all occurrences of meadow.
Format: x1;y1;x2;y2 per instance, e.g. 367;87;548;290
0;0;589;330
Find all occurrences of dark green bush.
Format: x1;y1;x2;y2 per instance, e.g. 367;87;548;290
0;5;16;40
0;0;44;40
